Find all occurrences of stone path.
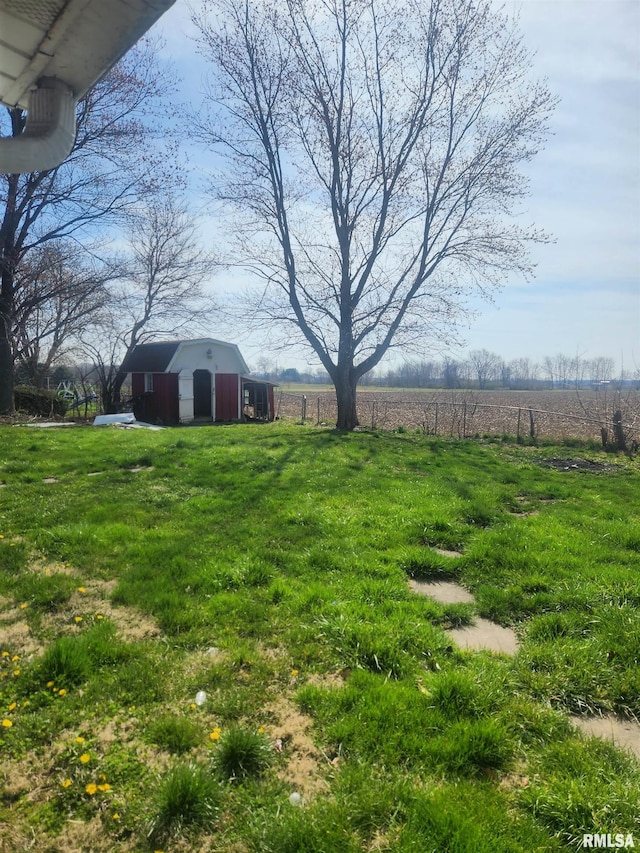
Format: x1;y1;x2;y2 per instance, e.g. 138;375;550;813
409;577;640;758
409;579;519;655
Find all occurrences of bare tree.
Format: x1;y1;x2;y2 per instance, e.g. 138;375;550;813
193;0;555;429
0;41;178;413
468;348;502;389
11;242;113;387
80;197;217;412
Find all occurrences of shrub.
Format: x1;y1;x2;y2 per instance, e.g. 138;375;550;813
14;385;68;417
213;726;272;781
148;762;222;842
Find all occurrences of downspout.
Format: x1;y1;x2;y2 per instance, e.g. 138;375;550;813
0;78;76;174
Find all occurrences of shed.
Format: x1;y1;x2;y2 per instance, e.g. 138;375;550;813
120;339;276;425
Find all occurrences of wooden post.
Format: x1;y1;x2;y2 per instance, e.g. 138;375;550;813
613;409;626;451
301;395;307;424
517;408;522;442
434;403;438;436
529;408;535;440
462;402;467;438
371;400;377;430
317;397;321;424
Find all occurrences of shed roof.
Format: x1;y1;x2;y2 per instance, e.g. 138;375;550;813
120;338;251;375
120;341;180;373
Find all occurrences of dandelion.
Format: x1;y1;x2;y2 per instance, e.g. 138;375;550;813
291;669;299;677
97;783;111;792
85;783;98;795
79;753;91;764
77;587;86;593
75;736;85;744
11;655;19;662
8;702;16;711
74;616;83;623
1;719;12;728
0;534;4;539
96;614;104;620
1;651;8;657
46;681;55;688
113;813;120;820
61;779;72;788
258;726;265;734
58;689;67;696
209;727;222;741
12;670;19;677
19;603;27;610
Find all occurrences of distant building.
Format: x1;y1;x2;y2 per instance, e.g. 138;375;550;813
120;339;276;424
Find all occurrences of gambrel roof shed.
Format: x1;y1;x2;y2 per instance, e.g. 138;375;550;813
121;338;274;425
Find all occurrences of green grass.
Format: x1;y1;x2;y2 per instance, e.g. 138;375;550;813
0;422;638;851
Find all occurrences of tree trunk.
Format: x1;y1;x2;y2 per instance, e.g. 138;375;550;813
334;370;359;431
0;274;15;414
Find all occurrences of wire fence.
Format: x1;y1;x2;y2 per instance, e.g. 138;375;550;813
275;390;640;445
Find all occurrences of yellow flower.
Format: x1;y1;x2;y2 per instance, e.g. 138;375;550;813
291;669;299;676
209;728;221;741
257;726;265;734
74;616;83;623
112;813;120;820
189;703;196;710
46;681;55;688
61;779;72;788
11;655;19;662
96;614;104;620
85;783;98;795
79;753;91;764
58;689;67;696
1;651;8;657
98;773;106;782
19;603;27;609
12;670;20;677
75;736;85;744
0;534;4;539
1;719;12;727
8;702;16;711
77;587;86;593
97;783;111;792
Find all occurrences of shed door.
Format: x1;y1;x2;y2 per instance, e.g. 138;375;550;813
215;373;240;421
193;369;212;418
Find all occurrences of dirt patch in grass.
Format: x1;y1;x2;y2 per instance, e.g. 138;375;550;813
540;458;616;473
0;616;44;659
263;695;328;797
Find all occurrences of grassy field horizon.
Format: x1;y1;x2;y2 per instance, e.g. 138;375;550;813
0;422;638;851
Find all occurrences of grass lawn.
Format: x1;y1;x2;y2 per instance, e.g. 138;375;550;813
0;422;638;851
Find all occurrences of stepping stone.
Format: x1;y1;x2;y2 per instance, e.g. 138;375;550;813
448;618;519;655
571;715;640;759
409;580;475;604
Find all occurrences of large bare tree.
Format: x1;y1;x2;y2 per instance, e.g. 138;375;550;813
193;0;556;429
80;197;217;413
0;41;178;414
12;242;113;387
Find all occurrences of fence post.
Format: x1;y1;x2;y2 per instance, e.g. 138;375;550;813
613;409;626;451
371;400;377;430
517;408;522;442
434;403;438;436
301;395;307;424
317;397;321;424
529;408;535;440
462;402;467;439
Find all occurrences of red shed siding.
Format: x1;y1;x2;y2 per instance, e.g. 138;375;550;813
131;372;179;424
215;373;240;421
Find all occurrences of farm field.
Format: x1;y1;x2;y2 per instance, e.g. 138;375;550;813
276;388;640;443
0;423;639;851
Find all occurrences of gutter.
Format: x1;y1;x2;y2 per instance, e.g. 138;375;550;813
0;78;76;174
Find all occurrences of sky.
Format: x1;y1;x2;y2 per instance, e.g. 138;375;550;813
148;0;640;376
